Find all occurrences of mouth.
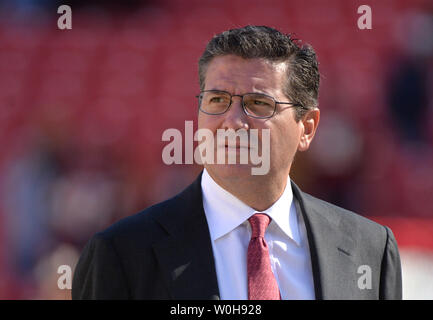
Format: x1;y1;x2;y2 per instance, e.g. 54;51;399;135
220;144;250;150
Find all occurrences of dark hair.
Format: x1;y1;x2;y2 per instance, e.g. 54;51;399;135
198;25;320;121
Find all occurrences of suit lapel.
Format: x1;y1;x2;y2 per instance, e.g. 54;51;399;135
292;181;357;299
152;175;220;300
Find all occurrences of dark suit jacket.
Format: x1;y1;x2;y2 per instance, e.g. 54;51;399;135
72;173;402;299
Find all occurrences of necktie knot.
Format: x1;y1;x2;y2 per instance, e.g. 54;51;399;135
248;213;271;238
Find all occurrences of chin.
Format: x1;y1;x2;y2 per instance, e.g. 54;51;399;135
204;163;269;183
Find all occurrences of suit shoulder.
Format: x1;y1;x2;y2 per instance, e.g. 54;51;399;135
300;191;386;235
92;175;202;247
94;193;181;244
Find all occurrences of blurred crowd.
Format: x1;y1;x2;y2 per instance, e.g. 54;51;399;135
0;0;432;299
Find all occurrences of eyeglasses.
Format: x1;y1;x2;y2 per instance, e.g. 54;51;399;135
196;90;305;119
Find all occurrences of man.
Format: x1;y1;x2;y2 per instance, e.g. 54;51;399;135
72;26;402;300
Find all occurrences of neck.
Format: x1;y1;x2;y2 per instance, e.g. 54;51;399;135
205;168;289;212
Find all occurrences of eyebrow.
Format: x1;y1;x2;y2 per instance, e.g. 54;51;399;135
207;88;273;96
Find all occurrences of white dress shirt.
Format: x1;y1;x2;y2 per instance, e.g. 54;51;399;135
201;169;315;300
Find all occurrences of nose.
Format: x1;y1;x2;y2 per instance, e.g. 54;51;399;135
220;96;250;131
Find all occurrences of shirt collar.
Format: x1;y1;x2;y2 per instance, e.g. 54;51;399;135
201;169;301;246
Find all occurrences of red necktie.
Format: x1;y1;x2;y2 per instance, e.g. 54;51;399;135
247;213;281;300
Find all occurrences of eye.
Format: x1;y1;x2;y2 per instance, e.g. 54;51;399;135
207;93;230;104
254;100;271;106
210;96;224;103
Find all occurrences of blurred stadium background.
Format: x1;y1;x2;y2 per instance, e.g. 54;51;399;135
0;0;432;299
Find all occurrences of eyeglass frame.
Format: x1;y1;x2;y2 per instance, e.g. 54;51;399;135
196;89;307;119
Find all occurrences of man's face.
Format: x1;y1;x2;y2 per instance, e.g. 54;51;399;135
198;54;313;184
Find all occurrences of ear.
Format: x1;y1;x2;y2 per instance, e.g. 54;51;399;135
298;108;320;152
